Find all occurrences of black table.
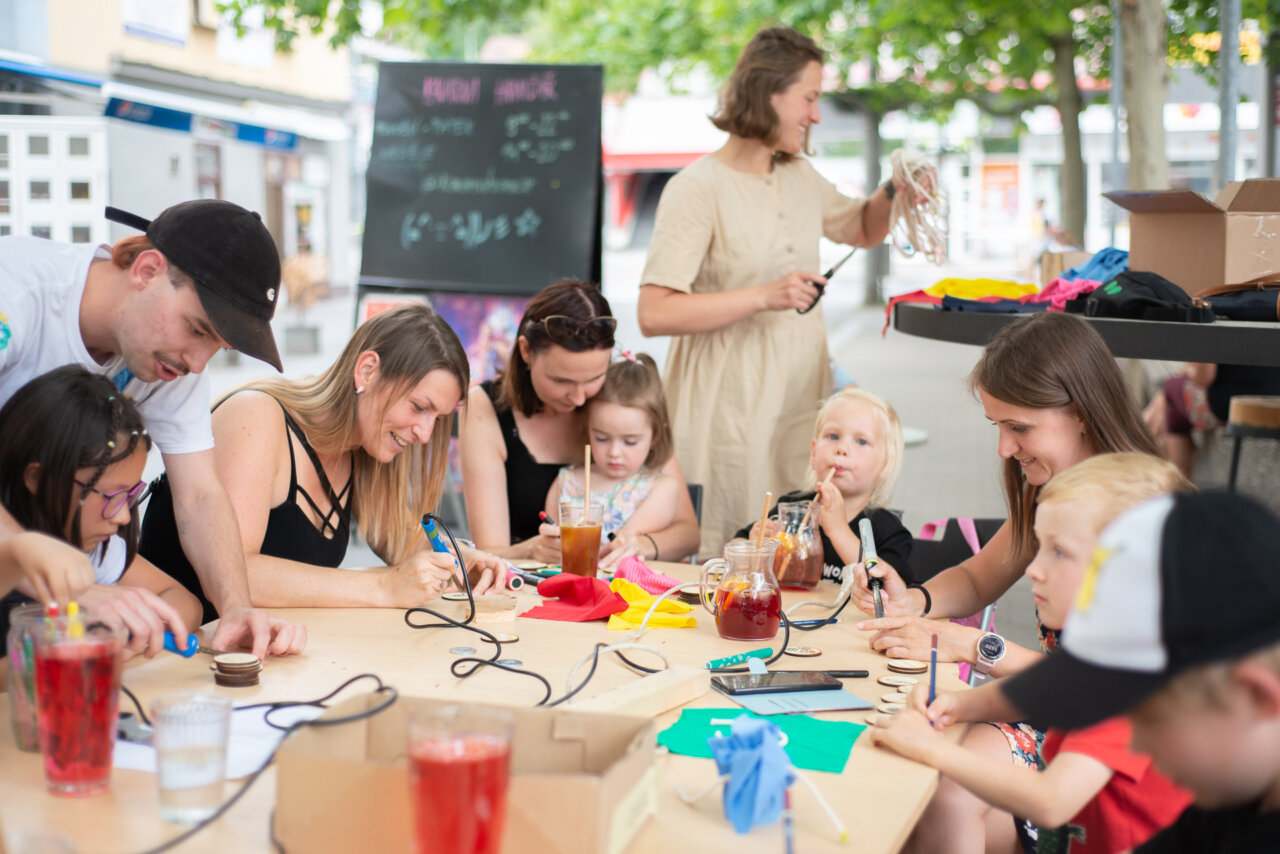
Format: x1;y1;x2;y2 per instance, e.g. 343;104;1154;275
892;303;1280;367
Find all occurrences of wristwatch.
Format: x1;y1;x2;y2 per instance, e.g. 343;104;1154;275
975;632;1006;676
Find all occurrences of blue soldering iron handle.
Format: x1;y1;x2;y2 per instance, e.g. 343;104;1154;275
162;631;200;658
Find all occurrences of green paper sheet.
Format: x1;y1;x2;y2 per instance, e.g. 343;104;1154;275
656;708;864;774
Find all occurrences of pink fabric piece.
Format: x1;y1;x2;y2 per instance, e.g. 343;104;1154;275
613;556;684;596
1022;277;1102;311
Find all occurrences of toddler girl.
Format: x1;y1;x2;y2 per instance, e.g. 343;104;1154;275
0;366;200;660
733;387;913;580
544;353;682;566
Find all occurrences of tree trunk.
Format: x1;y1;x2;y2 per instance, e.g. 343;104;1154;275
1050;33;1087;246
864;108;889;304
1121;0;1169;189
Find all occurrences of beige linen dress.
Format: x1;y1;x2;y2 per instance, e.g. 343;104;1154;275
641;155;867;556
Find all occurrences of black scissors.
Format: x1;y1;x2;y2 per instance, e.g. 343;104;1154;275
798;246;858;315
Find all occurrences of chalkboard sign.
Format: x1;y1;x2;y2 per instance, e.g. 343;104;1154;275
360;62;603;296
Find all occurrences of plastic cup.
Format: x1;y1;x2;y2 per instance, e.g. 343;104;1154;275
7;602;45;751
407;705;514;854
151;693;233;824
32;613;123;796
558;498;604;578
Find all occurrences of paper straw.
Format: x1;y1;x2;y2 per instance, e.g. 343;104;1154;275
584;444;592;520
754;491;772;550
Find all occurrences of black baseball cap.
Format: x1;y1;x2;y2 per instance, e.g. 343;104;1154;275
106;200;283;371
1000;491;1280;730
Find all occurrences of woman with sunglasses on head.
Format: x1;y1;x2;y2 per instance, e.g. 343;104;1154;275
0;366;200;662
140;304;506;623
461;279;701;563
637;27;924;556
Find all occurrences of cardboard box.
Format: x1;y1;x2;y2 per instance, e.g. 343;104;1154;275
1105;179;1280;295
274;694;658;854
1039;249;1093;285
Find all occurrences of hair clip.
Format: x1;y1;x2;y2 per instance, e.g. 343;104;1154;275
620;350;637;362
455;399;466;411
106;440;116;448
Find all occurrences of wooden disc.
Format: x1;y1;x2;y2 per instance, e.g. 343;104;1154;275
1229;396;1280;429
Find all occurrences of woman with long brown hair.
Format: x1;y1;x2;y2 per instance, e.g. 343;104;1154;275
461;279;700;562
141;304;505;621
636;26;906;556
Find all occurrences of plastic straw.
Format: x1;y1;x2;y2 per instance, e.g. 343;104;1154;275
584;444;592;515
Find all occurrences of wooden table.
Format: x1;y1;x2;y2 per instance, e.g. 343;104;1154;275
893;301;1280;366
0;564;963;854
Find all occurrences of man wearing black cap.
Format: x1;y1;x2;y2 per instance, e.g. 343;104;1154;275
998;491;1280;852
0;200;305;657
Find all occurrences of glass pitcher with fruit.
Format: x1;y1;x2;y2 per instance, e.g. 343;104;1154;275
699;539;782;641
770;500;824;589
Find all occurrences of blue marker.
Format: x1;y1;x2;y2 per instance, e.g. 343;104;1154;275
162;632;200;658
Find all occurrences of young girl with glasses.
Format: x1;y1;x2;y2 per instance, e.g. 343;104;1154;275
0;366;200;660
544;352;682;567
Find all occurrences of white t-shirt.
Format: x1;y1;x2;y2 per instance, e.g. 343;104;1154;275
0;236;213;454
93;535;128;585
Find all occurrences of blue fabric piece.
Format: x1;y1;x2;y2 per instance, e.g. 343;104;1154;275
939;296;1048;313
110;367;134;392
1060;247;1128;283
707;716;796;834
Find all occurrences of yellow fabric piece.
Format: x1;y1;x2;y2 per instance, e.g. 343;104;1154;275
606;578;698;631
925;277;1038;300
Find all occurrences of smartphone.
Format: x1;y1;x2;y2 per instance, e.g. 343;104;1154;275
711;671;843;695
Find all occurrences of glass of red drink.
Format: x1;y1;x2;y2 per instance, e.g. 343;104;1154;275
7;602;45;752
772;501;823;589
699;540;782;641
557;498;604;578
407;705;515;854
32;612;123;796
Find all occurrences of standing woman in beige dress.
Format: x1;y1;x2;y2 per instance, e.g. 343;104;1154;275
637;26;897;556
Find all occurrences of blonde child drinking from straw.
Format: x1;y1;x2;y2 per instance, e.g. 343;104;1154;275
870;453;1194;854
732;387;913;581
545;353;682;568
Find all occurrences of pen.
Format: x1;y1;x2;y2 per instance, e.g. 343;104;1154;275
705;648;772;669
789;617;838;628
782;789;795;854
929;634;938;707
822;670;869;678
539;510;553;525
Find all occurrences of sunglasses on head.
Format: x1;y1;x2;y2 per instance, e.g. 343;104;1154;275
75;479;148;519
527;315;617;344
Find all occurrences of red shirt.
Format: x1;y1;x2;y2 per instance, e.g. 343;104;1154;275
1039;717;1192;853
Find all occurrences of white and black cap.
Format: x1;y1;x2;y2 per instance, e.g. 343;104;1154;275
1001;490;1280;730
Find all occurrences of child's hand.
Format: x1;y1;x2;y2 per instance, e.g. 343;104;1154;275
813;480;846;533
4;532;95;608
77;583;190;661
867;708;943;766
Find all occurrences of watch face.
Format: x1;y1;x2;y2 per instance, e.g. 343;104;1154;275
978;634;1005;660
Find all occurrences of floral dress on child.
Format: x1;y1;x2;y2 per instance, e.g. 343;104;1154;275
555;467;656;541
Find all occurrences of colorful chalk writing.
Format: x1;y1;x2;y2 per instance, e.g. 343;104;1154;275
493;71;558;106
422;76;481;106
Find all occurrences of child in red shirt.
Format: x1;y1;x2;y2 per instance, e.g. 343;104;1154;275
870;453;1193;853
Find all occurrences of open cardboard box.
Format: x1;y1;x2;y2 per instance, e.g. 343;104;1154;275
1105;179;1280;295
274;694;658;854
1038;249;1093;285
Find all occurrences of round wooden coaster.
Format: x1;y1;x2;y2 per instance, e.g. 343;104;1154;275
213;652;260;668
513;560;548;570
887;659;929;674
878;675;918;688
442;592;470;601
881;693;908;705
482;632;519;643
783;646;822;657
449;646;477;656
899;684;915;694
876;703;904;715
865;713;891;727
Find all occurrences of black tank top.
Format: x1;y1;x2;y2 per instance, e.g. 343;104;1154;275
139;392;352;624
482;380;561;544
